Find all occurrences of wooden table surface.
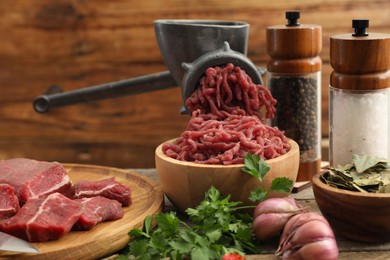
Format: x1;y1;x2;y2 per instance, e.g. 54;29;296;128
114;168;390;260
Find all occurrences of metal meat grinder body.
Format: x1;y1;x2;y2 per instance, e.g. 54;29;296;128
33;20;264;113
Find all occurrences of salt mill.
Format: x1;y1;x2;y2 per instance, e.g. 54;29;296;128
329;20;390;166
266;11;322;181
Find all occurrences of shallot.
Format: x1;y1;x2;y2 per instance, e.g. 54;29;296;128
276;212;339;260
252;198;308;241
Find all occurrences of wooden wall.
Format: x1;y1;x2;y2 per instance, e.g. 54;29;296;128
0;0;389;168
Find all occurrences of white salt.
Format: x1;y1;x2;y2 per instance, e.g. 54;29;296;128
329;87;390;166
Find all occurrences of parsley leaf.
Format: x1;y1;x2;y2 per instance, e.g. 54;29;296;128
248;187;268;203
242;152;293;202
124;187;259;259
121;152;293;259
243;153;270;182
155;212;180;237
271;177;293;193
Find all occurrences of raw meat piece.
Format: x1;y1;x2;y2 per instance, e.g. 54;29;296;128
73;196;124;230
73;177;132;206
0;184;20;220
0;193;82;242
0;158;72;204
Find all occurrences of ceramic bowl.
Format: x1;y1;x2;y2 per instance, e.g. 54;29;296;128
312;171;390;243
155;138;299;212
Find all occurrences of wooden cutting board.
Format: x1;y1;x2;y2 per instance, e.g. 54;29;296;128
0;164;164;260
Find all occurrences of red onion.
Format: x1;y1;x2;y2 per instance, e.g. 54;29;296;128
252;198;308;241
276;212;339;260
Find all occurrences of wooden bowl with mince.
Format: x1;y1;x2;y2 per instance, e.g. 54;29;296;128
155;138;299;212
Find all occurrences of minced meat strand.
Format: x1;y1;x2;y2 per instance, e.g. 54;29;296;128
163;63;290;164
185;63;276;122
163;111;290;165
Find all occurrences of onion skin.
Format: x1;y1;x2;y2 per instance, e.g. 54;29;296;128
253;198;307;218
276;212;339;260
252;198;309;241
253;212;296;241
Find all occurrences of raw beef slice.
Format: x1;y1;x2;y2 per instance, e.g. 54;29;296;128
0;184;20;220
73;177;132;206
0;193;82;242
0;158;72;204
74;196;124;231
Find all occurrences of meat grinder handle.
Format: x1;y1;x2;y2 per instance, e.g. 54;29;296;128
33;71;178;113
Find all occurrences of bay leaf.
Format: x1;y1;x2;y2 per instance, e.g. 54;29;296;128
323;155;390;193
354;178;380;186
380;172;390;185
351;183;369;193
378;184;390;193
352;154;388;173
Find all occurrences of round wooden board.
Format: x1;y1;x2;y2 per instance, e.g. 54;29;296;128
0;164;164;260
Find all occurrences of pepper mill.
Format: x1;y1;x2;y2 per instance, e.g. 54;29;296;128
266;11;322;181
329;19;390;166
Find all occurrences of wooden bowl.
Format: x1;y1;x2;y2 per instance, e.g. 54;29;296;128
312;171;390;243
155;138;299;212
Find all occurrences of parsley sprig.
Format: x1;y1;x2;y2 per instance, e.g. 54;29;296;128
242;153;293;203
119;187;257;259
119;153;293;259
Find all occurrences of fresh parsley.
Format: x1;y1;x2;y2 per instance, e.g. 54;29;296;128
119;152;293;259
242;153;293;202
120;187;258;259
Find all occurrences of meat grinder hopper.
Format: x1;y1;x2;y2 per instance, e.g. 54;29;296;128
33;20;264;113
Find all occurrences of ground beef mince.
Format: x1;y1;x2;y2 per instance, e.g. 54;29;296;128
185;63;276;122
163;112;289;165
163;64;289;165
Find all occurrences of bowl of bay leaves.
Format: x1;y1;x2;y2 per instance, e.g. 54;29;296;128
312;154;390;243
155;138;299;213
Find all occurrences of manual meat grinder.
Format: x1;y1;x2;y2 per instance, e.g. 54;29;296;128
33;20;265;114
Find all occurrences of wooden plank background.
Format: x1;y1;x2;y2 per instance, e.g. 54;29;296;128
0;0;389;168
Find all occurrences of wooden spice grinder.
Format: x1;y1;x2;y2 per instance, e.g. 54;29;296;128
266;11;322;182
329;19;390;166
